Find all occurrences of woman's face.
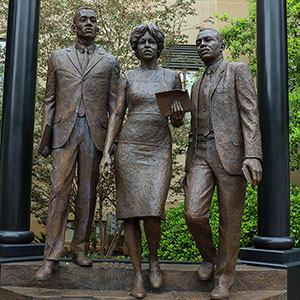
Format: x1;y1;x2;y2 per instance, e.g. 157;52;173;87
137;31;158;61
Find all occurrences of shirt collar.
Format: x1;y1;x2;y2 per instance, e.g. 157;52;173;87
205;57;223;74
75;43;96;54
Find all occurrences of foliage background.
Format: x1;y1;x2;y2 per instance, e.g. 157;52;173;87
0;0;196;253
0;0;299;259
142;185;300;261
216;0;300;171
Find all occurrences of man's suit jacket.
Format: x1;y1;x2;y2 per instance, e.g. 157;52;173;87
186;59;262;175
39;45;119;152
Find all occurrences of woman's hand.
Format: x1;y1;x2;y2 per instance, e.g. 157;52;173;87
170;100;185;127
99;152;113;179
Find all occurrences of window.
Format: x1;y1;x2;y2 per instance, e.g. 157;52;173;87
164;44;203;93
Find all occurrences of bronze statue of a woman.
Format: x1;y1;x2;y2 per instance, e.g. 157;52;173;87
100;24;184;299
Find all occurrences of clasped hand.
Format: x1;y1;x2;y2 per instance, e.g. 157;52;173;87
99;152;113;179
171;100;185;126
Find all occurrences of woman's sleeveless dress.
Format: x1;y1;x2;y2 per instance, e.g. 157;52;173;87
115;66;181;219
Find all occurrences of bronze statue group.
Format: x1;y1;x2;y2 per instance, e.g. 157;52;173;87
34;7;262;300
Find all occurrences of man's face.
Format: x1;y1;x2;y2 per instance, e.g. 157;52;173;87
73;9;98;41
196;30;224;64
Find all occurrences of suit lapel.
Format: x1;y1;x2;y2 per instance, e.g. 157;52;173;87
193;75;202;114
66;45;82;75
83;48;105;76
210;60;227;99
192;76;202;140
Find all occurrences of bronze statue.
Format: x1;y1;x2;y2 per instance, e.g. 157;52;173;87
184;28;262;300
35;7;119;281
100;24;184;299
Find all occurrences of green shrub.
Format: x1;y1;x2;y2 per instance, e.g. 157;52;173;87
141;185;300;261
290;185;300;247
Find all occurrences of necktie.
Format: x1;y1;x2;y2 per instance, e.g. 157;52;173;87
78;48;88;117
81;47;89;73
198;68;211;136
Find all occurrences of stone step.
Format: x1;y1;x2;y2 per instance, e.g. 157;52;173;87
0;261;286;293
0;286;287;300
0;261;287;294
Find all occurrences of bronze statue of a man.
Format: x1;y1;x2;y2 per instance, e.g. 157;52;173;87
184;28;262;300
35;7;119;281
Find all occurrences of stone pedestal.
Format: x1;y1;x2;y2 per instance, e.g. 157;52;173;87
239;248;300;300
0;261;288;299
0;244;44;263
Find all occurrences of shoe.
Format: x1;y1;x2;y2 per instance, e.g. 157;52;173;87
149;265;163;289
130;280;146;299
35;260;59;282
197;261;214;280
210;284;230;299
71;252;93;267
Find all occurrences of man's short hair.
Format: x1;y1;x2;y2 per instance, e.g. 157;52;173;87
196;28;224;45
73;7;95;24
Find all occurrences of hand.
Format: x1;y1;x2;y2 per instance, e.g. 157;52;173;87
171;100;185;126
99;152;113;179
39;146;50;158
242;158;262;188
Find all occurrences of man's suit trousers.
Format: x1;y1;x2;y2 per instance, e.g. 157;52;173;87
184;138;246;288
44;116;101;260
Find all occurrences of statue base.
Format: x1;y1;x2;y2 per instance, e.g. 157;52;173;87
239;247;300;300
0;243;44;263
0;260;287;299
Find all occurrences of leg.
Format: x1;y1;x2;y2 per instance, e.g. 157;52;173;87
144;216;163;288
184;157;217;274
202;139;247;299
124;218;146;299
35;137;78;281
44;145;77;261
71;118;101;265
214;173;246;291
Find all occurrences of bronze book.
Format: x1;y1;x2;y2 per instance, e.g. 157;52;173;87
155;89;191;117
38;124;53;154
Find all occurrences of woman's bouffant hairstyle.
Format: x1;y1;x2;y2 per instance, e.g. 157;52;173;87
130;24;165;59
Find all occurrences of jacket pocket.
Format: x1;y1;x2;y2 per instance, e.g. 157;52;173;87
232;140;243;147
100;119;108;129
53;114;61;124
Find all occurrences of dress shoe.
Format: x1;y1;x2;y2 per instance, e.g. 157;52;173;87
197;261;214;280
149;265;163;289
35;260;59;282
130;281;146;299
71;252;93;266
210;283;230;300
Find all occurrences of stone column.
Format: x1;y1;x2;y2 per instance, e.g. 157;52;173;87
0;0;40;245
253;0;293;250
239;1;300;298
